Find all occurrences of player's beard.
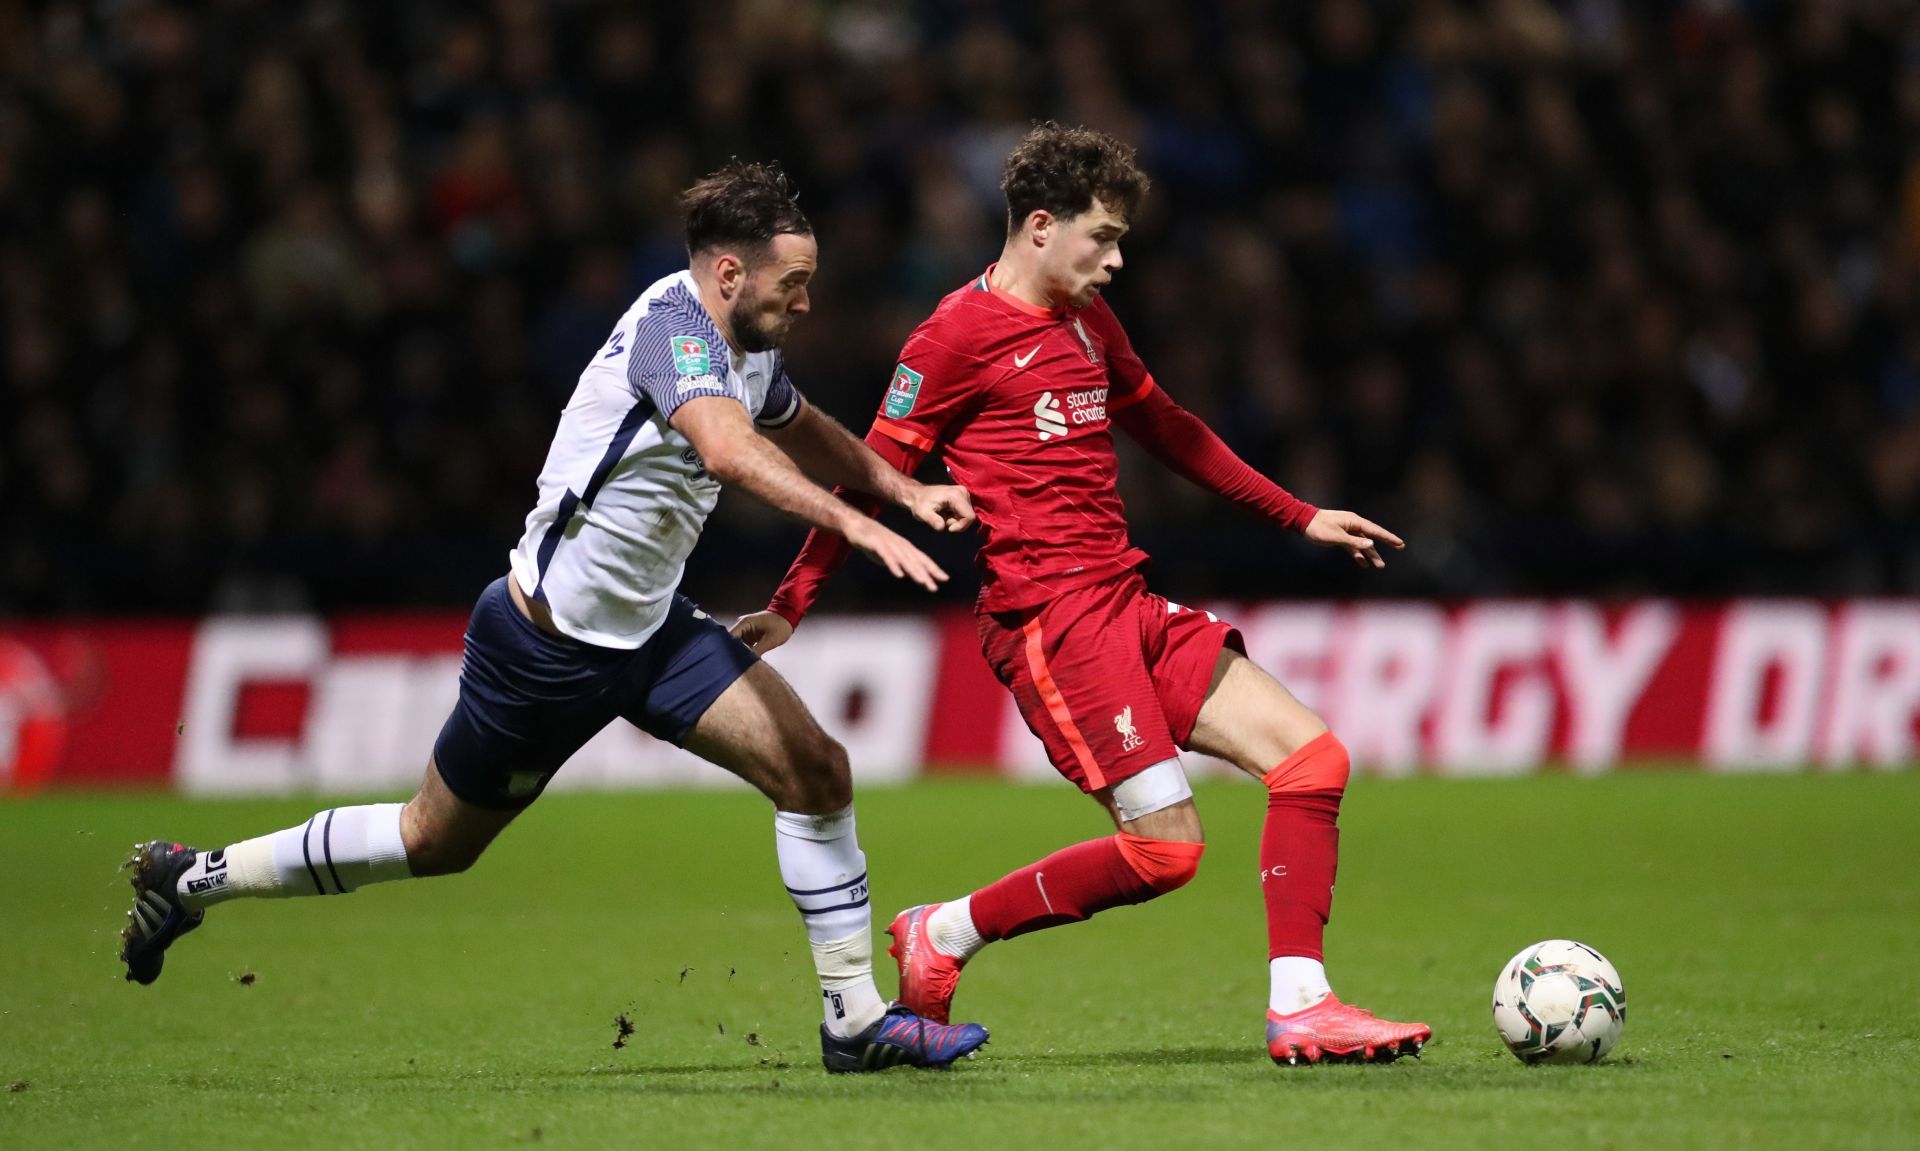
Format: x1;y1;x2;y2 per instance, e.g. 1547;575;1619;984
728;283;787;352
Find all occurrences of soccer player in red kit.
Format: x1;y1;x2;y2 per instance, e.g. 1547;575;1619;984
732;123;1431;1064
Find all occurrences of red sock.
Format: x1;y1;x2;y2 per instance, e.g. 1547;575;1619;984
969;833;1201;941
1260;732;1351;962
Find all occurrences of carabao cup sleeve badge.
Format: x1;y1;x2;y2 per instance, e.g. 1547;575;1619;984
671;335;711;377
885;364;924;418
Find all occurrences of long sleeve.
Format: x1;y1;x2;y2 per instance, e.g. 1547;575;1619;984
766;427;927;627
1112;381;1318;532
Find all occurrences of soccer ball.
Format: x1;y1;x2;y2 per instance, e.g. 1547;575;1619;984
1491;939;1626;1064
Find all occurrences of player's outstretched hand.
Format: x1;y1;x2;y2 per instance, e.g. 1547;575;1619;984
905;482;976;533
845;518;950;592
730;611;795;654
1305;509;1405;569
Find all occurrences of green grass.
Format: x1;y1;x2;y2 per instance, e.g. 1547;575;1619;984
2;773;1917;1150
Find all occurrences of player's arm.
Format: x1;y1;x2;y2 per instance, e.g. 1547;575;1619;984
669;395;949;591
765;402;973;535
737;342;971;653
732;425;931;654
1112;384;1403;569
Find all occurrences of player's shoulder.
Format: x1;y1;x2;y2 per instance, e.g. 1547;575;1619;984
624;271;723;373
917;276;989;328
630;272;717;340
902;275;1012;360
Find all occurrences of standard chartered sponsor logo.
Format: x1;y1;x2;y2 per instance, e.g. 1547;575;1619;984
1065;387;1107;423
1034;392;1067;439
1035;388;1108;440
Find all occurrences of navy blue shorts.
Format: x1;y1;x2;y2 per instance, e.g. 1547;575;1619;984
432;577;758;810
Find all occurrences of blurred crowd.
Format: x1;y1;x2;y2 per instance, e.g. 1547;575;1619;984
3;0;1919;616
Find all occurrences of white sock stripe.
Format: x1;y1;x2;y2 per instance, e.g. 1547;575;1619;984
786;872;870;917
299;816;329;894
319;808;347;894
784;871;869;898
794;895;871;918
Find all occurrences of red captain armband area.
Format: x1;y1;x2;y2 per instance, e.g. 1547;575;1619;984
872;418;936;453
1114;832;1206;894
1261;731;1352;795
1106;374;1160;413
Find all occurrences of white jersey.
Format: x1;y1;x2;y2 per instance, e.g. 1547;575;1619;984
508;270;804;649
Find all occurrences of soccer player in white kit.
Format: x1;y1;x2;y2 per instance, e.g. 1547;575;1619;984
118;162;991;1072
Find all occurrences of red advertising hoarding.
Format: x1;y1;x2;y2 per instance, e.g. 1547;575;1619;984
3;600;1916;795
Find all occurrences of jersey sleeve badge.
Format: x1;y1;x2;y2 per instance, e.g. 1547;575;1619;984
671;335;712;377
884;364;925;418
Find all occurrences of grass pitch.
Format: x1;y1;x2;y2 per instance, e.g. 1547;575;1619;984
2;773;1916;1150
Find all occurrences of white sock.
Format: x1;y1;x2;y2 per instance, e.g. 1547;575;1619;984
926;896;985;961
812;930;886;1037
175;804;412;908
1270;956;1332;1014
774;806;886;1037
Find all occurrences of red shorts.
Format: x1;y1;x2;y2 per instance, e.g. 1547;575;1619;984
977;572;1243;794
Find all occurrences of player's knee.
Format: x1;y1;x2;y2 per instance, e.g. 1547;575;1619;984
780;731;851;813
1269;711;1330;766
1115;831;1205;895
403;835;485;877
1262;731;1350;796
399;808;486;877
409;848;476;877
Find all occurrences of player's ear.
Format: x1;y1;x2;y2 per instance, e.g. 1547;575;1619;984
1028;210;1053;247
712;251;745;299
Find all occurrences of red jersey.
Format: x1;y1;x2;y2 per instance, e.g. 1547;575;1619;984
870;269;1157;610
769;267;1317;623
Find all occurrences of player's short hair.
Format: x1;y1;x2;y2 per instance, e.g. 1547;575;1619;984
681;160;812;263
1002;122;1150;237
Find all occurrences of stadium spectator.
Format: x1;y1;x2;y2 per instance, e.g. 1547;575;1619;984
2;0;1916;614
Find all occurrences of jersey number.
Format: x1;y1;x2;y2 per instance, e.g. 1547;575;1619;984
604;331;625;358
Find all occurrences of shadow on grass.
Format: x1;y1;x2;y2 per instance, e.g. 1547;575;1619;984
553;1043;1254;1080
987;1045;1250;1070
346;1046;1650;1104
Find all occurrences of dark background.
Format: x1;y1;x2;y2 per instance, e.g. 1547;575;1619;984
3;0;1917;618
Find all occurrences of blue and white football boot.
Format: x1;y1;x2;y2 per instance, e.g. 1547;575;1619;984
819;1003;988;1072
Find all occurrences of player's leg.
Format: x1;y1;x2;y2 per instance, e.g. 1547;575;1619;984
1182;645;1430;1062
915;759;1205;947
122;758;534;985
1183;649;1338;1007
634;598;987;1070
893;580;1206;1022
121;576;603;985
131;754;515;921
679;661;887;1039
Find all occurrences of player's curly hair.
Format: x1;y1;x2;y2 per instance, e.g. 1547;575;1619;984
1001;122;1150;237
681;160;812;262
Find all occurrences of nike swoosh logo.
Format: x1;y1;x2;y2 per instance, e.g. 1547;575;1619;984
1013;343;1043;368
